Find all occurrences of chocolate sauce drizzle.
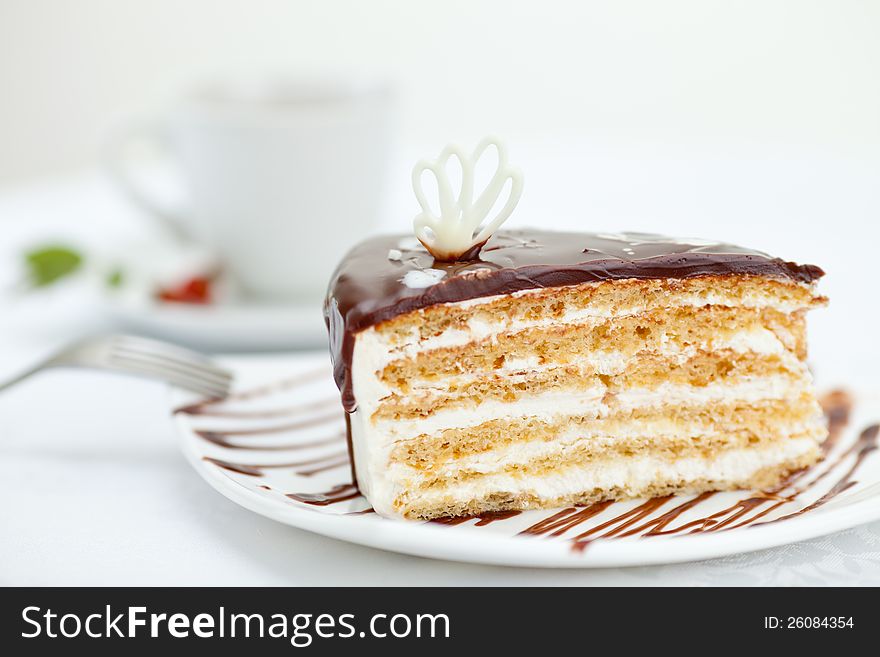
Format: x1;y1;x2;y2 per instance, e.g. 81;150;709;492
324;230;824;413
197;411;340;435
174;367;330;416
287;484;361;506
186;371;360;497
432;510;523;526
180;397;338;420
346;508;376;516
196;429;344;452
202;450;349;478
518;502;614;537
766;424;878;525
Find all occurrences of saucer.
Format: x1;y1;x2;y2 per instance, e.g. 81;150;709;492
105;294;326;351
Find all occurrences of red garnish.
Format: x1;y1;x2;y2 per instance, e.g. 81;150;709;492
157;276;212;304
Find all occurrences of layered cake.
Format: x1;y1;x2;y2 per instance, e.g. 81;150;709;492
323;139;827;520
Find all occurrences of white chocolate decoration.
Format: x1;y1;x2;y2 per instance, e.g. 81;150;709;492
401;268;447;289
412;136;524;261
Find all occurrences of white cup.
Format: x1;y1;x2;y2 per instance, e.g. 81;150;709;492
107;77;396;303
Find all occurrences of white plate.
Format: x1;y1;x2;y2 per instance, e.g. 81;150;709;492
173;354;880;568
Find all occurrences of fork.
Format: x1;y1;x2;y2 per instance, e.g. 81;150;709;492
0;334;233;398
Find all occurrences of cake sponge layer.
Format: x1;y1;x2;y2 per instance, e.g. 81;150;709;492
371;274;823;356
380;305;806;389
373;348;806;421
392;439;820;520
390;396;823;471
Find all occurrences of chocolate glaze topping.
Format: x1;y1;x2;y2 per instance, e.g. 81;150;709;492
324;229;824;412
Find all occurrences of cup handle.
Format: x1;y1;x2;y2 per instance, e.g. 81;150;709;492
103;121;193;243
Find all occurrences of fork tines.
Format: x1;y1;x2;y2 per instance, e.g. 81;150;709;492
107;335;233;399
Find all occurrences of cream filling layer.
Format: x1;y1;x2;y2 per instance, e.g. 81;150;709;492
395;437;819;513
372;285;815;367
396;326;797;393
390;415;827;481
371;374;814;441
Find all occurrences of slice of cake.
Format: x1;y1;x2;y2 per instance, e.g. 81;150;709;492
323;138;827;520
324;229;827;519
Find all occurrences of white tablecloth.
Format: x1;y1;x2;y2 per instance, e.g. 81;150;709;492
2;160;879;586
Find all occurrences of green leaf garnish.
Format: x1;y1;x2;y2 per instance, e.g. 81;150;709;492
24;245;83;287
106;268;124;288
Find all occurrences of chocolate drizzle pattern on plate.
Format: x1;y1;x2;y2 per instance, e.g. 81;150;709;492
179;372;879;555
432;510;523;526
287;484;361;507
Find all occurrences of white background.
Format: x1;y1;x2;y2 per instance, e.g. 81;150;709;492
2;0;879;181
1;2;879;584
